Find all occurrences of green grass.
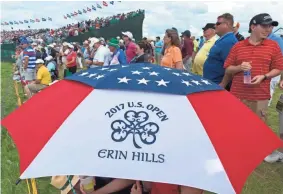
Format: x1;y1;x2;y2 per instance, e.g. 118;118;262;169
1;62;283;194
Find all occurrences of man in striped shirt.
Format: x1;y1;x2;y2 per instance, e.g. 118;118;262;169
21;39;36;83
221;13;283;154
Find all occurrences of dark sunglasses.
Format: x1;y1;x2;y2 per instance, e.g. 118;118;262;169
216;22;225;26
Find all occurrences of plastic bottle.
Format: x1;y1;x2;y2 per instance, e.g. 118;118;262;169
244;70;251;84
79;176;95;194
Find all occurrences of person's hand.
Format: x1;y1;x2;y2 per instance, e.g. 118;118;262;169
280;80;283;90
219;82;225;88
240;61;252;71
131;181;142;194
251;75;265;85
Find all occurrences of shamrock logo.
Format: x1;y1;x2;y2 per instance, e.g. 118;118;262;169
111;110;159;149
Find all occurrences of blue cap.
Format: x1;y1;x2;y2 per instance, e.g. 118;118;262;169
20;39;29;44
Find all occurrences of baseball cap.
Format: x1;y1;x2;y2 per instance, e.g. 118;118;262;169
89;37;100;47
181;30;191;37
122;31;133;39
20;39;29;44
249;13;279;33
202;23;215;31
35;59;44;64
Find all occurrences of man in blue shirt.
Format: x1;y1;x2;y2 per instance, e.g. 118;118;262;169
203;13;238;90
154;36;163;65
108;38;127;65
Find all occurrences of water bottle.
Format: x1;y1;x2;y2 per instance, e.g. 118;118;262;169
79;176;95;194
244;70;251;84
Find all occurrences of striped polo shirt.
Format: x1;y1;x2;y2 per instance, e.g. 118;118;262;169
224;38;283;100
23;46;36;69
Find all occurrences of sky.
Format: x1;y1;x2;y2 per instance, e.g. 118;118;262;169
1;0;283;39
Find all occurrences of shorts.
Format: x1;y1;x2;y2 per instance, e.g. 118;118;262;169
241;99;269;123
27;83;47;94
23;69;36;81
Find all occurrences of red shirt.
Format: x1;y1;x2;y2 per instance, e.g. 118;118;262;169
151;183;179;194
66;51;77;67
224;39;283;100
181;38;194;58
126;41;136;63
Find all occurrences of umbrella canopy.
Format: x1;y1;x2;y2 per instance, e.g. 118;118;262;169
2;63;282;194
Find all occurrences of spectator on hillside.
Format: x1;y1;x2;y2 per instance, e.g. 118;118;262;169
122;31;136;63
130;41;151;63
21;39;36;84
203;13;238;91
154;36;163;65
222;14;283;164
108;38;127;65
90;37;111;67
24;59;51;99
181;30;194;72
192;23;216;76
65;43;77;75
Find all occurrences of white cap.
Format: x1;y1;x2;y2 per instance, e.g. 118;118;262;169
62;42;68;46
35;59;44;64
89;38;100;47
99;37;105;41
52;43;56;46
45;56;53;61
48;44;54;48
116;36;120;40
119;39;124;44
67;43;74;49
122;31;133;39
31;42;37;46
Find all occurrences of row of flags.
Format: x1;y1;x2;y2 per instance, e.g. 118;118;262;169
1;17;52;26
63;1;120;19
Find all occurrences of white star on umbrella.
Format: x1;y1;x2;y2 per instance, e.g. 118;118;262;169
142;67;151;70
149;71;159;76
87;73;97;78
182;72;191;76
137;78;150;85
108;69;118;72
79;72;89;76
181;80;192;86
100;68;109;71
118;77;131;84
191;80;201;85
164;68;172;71
156;79;170;87
95;75;105;80
172;72;181;76
132;70;143;75
201;79;211;85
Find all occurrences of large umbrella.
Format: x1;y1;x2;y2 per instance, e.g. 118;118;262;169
2;63;282;194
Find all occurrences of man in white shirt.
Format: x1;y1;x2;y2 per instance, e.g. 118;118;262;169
89;37;110;67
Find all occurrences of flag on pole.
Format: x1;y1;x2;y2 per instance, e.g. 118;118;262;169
67;14;71;18
74;11;78;16
9;21;14;25
14;21;19;24
87;7;91;12
103;1;108;6
19;21;24;24
78;10;82;14
48;17;52;21
24;20;29;23
42;18;47;21
36;19;40;22
97;3;102;8
64;15;67;19
92;5;96;11
110;1;114;5
83;9;87;13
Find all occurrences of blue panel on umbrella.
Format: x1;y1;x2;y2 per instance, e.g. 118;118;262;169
65;63;223;95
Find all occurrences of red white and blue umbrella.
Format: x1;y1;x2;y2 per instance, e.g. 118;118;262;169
2;63;282;194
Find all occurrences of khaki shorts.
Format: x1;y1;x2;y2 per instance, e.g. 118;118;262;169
241;99;269;123
27;83;47;94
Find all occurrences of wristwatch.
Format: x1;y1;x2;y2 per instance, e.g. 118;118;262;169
263;74;268;81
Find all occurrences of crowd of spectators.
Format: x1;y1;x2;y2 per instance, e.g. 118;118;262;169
0;9;144;44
